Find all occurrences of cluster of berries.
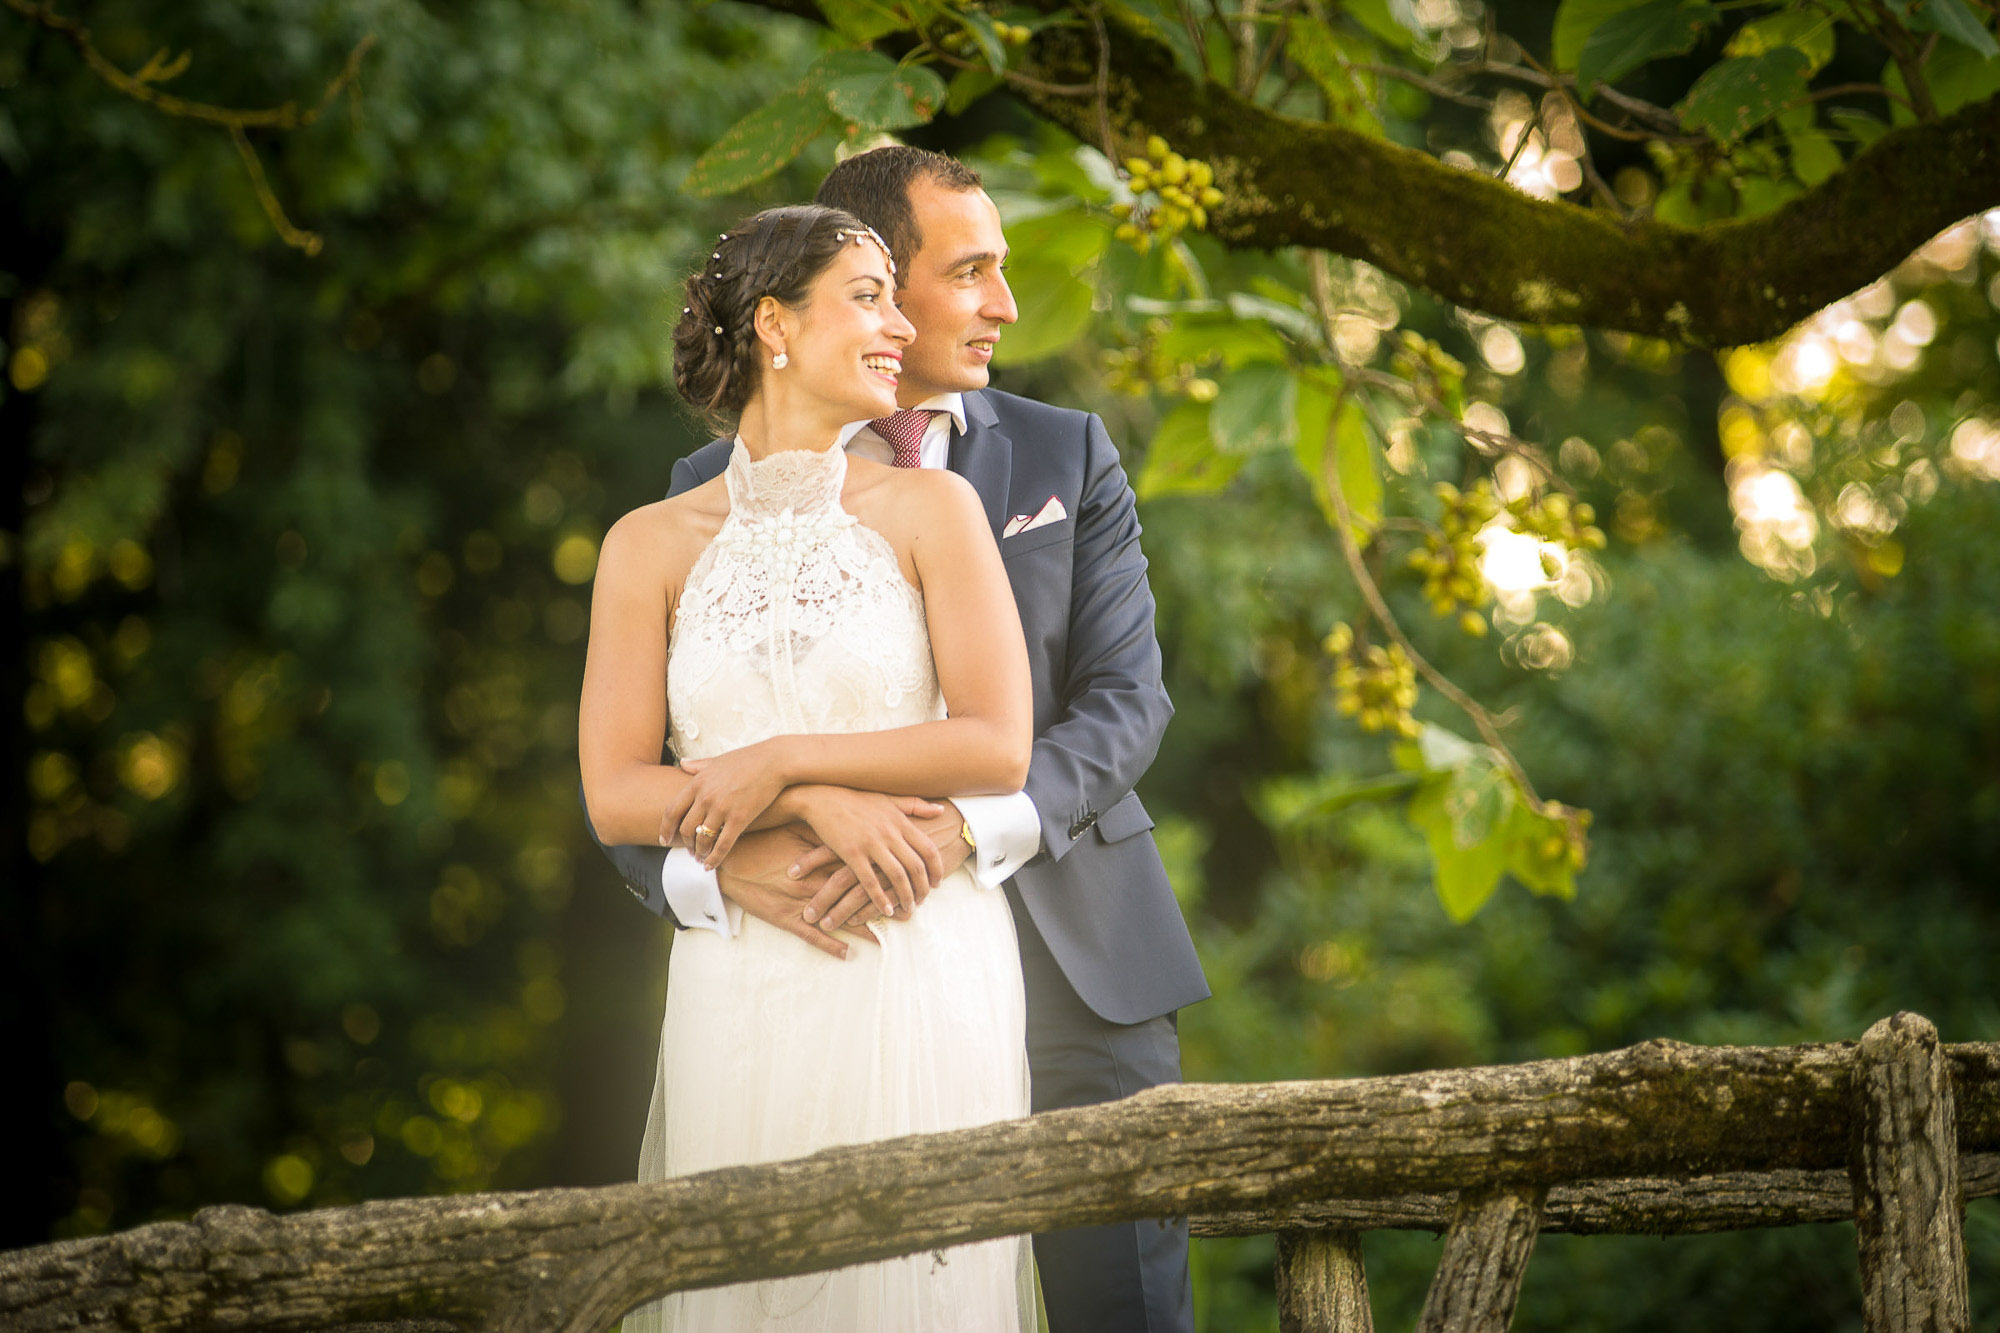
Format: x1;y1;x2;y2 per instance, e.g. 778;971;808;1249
1389;330;1467;412
939;20;1033;56
1525;801;1593;873
1099;323;1218;399
1112;136;1225;251
1507;490;1607;553
1408;481;1500;637
1325;623;1421;738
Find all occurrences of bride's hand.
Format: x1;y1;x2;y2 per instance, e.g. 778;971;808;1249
659;741;790;867
790;786;946;920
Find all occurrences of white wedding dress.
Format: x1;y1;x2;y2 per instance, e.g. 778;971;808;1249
628;442;1034;1333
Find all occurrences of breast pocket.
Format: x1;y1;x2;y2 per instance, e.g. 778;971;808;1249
1000;521;1071;561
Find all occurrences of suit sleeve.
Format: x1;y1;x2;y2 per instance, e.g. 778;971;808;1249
578;453;705;924
1022;413;1173;864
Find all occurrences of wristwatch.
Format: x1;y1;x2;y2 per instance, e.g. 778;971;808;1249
958;818;977;855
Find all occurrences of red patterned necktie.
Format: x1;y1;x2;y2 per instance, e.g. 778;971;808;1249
869;409;936;469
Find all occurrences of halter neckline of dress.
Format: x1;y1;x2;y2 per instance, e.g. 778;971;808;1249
724;439;847;518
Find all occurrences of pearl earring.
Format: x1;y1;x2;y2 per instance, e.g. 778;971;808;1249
772;351;789;370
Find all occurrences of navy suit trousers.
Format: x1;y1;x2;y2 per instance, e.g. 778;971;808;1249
1009;885;1194;1333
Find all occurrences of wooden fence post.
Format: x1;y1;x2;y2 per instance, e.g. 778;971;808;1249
1275;1229;1372;1333
1414;1184;1545;1333
1849;1012;1970;1333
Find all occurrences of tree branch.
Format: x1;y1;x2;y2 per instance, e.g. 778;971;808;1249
2;1034;1994;1332
6;0;374;254
992;6;2000;346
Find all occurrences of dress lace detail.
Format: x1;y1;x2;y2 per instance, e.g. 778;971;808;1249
631;440;1033;1333
667;442;940;757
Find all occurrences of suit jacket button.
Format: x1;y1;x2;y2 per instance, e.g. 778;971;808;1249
1068;812;1096;841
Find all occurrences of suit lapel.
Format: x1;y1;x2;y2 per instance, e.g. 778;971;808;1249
949;390;1012;541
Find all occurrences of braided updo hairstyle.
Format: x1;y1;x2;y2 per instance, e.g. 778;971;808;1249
672;204;887;423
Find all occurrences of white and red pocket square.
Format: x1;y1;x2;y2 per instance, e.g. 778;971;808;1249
1003;495;1067;538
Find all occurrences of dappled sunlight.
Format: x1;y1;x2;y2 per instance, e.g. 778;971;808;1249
1728;461;1819;580
1712;207;2000;583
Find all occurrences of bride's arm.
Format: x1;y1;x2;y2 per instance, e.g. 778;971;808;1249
578;506;696;847
666;470;1032;863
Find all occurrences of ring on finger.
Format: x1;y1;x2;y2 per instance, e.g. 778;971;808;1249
694;824;716;841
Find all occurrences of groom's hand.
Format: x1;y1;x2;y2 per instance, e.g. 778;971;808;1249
716;826;858;961
803;803;975;933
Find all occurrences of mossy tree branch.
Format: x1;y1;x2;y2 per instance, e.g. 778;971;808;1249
762;1;2000;346
1001;9;2000;346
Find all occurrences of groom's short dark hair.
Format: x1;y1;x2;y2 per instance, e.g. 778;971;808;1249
816;147;983;280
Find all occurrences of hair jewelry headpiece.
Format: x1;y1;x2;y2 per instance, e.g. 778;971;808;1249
834;225;896;276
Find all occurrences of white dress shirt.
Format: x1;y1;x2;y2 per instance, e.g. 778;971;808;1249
663;393;1045;935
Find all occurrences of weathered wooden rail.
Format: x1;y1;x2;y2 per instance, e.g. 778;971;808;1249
3;1013;1993;1332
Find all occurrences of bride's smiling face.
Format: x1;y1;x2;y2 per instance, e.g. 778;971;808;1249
762;240;914;423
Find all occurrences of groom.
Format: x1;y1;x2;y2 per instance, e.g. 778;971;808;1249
590;146;1206;1332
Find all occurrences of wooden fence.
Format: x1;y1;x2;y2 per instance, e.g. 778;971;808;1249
3;1011;1993;1332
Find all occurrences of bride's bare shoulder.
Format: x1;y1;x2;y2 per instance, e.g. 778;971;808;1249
600;478;728;577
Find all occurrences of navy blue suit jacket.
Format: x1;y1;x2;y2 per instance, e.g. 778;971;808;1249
589;388;1208;1025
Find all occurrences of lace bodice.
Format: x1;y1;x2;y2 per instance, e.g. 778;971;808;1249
667;442;942;760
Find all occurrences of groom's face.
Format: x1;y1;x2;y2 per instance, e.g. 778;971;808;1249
893;180;1017;405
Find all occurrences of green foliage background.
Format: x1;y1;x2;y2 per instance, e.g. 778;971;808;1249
5;0;1997;1328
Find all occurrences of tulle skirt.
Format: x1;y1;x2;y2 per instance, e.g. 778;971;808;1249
628;869;1034;1333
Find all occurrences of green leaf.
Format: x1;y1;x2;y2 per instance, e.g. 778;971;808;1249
1920;38;2000;113
814;0;909;44
1106;0;1207;79
1285;18;1387;136
804;48;901;88
683;91;836;197
1002;207;1112;271
1552;0;1655;70
1724;9;1837;75
1335;400;1383;536
1255;769;1425;828
826;63;949;131
1577;0;1719;91
1340;0;1429;50
1136;400;1244;500
1149;310;1289;370
1293;373;1382;541
1827;106;1888;147
1226;291;1325;346
1786;128;1843;186
991;257;1095;365
1210;362;1297;455
954;8;1011;71
1735;175;1801;219
1909;0;2000;58
1392;721;1489;775
1408;775;1510;922
1502;802;1580;900
1678;48;1811;144
945;67;1002;115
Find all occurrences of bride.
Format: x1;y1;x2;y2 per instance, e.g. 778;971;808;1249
579;204;1035;1331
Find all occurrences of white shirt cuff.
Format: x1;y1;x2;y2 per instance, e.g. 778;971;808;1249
952;791;1043;889
662;847;737;936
